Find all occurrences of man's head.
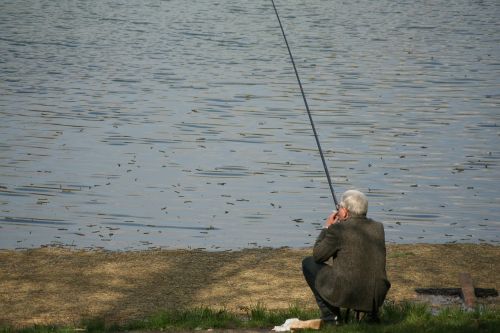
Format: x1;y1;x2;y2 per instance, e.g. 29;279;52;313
339;190;368;217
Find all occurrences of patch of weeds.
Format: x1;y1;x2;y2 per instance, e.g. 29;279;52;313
0;326;73;333
244;303;319;328
248;302;268;323
378;302;500;333
181;307;241;329
3;303;500;333
81;317;106;333
284;303;320;321
125;307;241;331
432;306;500;333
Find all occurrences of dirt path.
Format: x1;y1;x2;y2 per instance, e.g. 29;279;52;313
0;244;498;328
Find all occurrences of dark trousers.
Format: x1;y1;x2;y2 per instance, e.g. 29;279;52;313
302;256;340;321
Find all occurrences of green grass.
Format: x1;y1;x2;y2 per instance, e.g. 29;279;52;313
2;302;499;333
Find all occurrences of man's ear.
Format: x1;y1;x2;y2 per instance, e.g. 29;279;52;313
343;208;350;220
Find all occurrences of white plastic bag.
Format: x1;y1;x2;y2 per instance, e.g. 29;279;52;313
272;318;300;332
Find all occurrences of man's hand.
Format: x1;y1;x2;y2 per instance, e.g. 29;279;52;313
324;207;349;228
324;211;340;228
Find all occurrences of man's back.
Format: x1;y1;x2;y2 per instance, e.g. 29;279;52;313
313;216;391;312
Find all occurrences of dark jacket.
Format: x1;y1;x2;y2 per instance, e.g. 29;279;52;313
313;215;391;312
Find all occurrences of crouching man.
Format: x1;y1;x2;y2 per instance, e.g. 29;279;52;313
302;190;391;324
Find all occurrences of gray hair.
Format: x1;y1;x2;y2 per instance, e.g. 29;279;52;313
340;190;368;216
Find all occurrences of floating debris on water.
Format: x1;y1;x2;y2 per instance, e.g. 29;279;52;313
0;0;498;250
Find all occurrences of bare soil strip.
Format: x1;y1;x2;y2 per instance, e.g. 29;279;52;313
0;244;498;328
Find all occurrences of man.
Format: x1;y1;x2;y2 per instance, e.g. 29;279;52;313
302;190;391;324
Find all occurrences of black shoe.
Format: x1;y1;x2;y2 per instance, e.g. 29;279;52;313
321;316;342;327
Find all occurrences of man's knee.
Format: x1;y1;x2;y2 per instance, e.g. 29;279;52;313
303;256;324;279
302;256;315;272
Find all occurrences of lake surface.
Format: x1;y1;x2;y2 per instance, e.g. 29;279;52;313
1;0;499;250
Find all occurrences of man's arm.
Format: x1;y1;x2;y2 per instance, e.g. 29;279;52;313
312;225;340;263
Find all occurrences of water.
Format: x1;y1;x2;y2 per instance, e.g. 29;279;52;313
0;0;499;250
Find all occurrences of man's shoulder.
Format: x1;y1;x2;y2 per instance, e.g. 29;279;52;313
349;215;377;223
366;217;383;226
327;216;384;232
350;216;386;233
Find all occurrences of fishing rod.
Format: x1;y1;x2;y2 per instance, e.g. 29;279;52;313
270;0;339;207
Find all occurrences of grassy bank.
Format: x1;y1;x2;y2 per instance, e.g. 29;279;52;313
1;302;499;333
1;244;498;328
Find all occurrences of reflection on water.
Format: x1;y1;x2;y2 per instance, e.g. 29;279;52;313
0;0;499;250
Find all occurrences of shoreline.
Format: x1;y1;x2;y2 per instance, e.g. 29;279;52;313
1;243;498;328
3;238;499;253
